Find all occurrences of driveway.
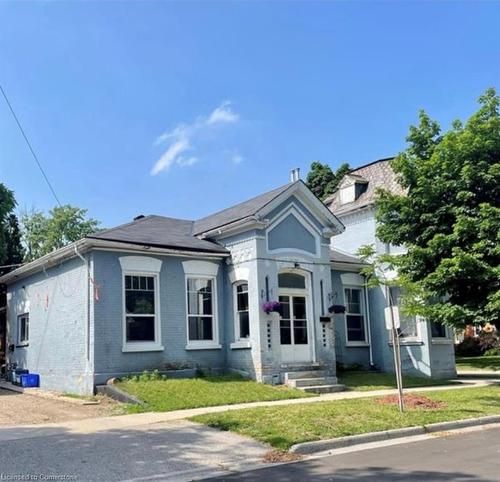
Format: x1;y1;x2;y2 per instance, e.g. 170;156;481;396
0;419;268;481
0;388;115;425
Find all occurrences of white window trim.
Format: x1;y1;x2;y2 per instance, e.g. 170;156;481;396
17;313;29;347
122;271;163;353
389;288;422;343
343;285;369;346
430;322;451;343
233;281;251;344
266;204;321;258
185;274;220;350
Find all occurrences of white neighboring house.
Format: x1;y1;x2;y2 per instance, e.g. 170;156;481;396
325;158;456;378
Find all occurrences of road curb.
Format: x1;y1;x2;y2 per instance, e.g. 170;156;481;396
290;415;500;454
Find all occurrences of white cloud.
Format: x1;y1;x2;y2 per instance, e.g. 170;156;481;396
151;101;241;175
177;156;199;167
150;135;190;175
231;152;244;164
206;101;239;125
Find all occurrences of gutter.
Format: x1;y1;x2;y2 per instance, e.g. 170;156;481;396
0;238;229;285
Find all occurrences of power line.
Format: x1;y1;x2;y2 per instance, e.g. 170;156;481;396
0;84;62;207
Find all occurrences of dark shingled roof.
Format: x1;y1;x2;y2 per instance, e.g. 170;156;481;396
330;249;367;265
193;182;293;235
87;215;228;254
325;157;405;216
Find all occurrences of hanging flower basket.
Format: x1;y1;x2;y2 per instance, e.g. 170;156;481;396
262;301;281;315
328;304;346;314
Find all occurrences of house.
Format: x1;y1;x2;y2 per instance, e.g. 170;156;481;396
1;165;456;395
324;158;456;379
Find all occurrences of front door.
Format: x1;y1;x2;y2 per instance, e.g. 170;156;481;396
279;293;311;363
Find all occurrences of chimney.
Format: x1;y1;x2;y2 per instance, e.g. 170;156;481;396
290;167;300;182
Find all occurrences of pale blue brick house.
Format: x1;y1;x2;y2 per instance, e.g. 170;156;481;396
2;164;455;395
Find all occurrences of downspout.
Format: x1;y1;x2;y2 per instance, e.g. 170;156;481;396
74;245;91;363
364;277;374;368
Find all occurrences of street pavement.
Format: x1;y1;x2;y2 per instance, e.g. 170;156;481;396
208;425;500;482
0;419;268;481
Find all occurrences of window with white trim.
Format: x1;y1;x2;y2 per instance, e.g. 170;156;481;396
187;277;216;342
235;282;250;340
17;314;29;345
124;274;157;343
344;288;366;342
430;321;447;338
390;287;419;339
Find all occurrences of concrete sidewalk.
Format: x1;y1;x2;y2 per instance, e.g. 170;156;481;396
0;379;495;442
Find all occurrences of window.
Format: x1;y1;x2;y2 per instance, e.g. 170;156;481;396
278;272;306;289
17;314;29;345
339;185;355;204
344;288;366;343
431;322;447;338
124;275;157;343
235;283;250;339
390;287;419;339
187;277;216;342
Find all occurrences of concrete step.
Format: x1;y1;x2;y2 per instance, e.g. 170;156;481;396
301;384;346;394
284;370;327;381
289;377;338;388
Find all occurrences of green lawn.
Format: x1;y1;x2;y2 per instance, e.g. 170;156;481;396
456;356;500;372
191;386;500;450
338;371;457;391
117;374;313;413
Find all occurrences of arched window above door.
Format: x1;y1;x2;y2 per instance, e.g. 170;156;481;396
278;272;306;290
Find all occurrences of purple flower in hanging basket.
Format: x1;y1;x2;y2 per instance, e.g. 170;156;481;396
262;301;281;314
328;304;346;314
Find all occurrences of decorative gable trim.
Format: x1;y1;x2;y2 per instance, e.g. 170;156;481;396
266;204;321;258
259;181;344;235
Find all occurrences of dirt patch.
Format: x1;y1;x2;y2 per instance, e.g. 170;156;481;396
0;389;120;426
376;394;448;410
262;450;303;463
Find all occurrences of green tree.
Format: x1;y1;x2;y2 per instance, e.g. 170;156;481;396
0;183;16;264
306;161;351;200
0;214;25;276
22;205;100;261
376;88;500;328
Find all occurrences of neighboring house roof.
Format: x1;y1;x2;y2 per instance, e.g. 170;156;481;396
193;182;293;235
330;249;368;268
88;215;228;254
325;157;405;216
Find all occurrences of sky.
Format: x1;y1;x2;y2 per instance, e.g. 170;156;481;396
1;1;499;228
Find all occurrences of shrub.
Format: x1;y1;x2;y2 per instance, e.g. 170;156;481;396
484;347;500;356
478;331;500;353
455;337;482;357
125;369;167;382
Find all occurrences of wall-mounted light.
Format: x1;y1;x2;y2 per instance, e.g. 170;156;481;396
294;262;300;269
